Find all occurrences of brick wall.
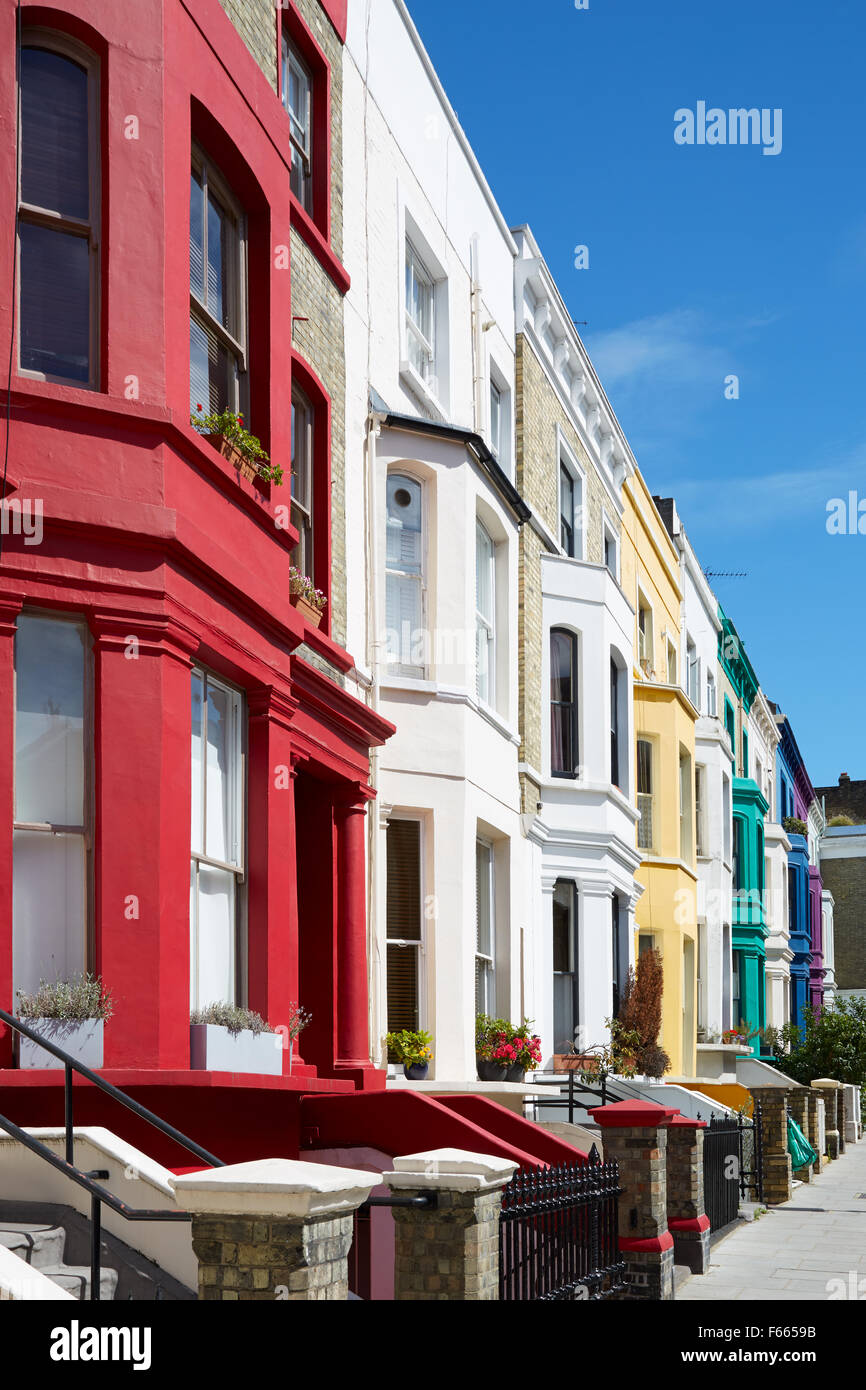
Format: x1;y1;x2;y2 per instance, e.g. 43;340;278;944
219;0;278;89
817;777;866;824
821;855;866;989
192;1211;354;1300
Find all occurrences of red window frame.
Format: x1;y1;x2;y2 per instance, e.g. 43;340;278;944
291;351;332;635
279;4;332;244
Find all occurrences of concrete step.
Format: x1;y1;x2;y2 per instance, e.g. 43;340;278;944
0;1223;66;1270
41;1264;119;1301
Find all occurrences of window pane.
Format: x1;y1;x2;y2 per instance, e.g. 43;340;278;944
192;863;235;1009
386;476;422;571
15;616;85;826
476;841;492;957
190;168;205;302
475;523;493;622
191;671;204;855
190;314;234;416
13;830;86;1001
21;48;89;220
550;631;573;705
207;190;235;333
19;222;90;382
386;820;421;942
205;682;232;863
387;943;419;1035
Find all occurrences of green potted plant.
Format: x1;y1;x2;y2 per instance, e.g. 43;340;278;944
289;566;328;629
384;1029;433;1080
783;816;809;838
16;974;114;1070
190;1002;283;1076
190;405;283;485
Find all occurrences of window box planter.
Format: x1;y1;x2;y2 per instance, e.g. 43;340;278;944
553;1053;600;1074
290;593;324;629
15;1019;104;1071
205;432;258;483
190;1024;283;1076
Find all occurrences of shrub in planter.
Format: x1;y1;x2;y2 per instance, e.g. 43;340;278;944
475;1015;536;1081
783;816;809;838
190;1002;283;1076
289;567;328;628
16;974;114;1070
384;1029;433;1079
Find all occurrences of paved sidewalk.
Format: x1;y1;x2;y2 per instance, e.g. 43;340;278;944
678;1137;866;1301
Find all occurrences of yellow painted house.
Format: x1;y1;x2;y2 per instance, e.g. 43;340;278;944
620;470;699;1077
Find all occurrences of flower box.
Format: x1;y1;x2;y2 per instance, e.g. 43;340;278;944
553;1053;600;1074
190;1023;283;1076
16;1019;104;1071
206;432;258;482
291;593;324;629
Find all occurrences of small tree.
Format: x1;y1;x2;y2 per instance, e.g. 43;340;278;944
617;948;670;1077
766;998;866;1088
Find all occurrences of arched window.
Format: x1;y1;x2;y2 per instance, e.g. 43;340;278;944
386;474;424;677
550;629;578;777
190;146;247;416
475;520;495;706
18;33;100;387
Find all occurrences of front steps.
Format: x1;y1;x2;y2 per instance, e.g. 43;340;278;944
0;1203;195;1301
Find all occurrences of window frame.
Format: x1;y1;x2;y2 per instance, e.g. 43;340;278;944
475;517;496;708
291;382;313;577
695;763;707;858
189;144;248;418
552;878;579;1050
558;435;585;561
475;837;496;1017
17;29;101;391
550;627;579;779
12;611;94;992
637;737;654;851
706;669;717;718
189;666;246;1013
686;636;699;707
385;816;425;1044
281;37;313;214
637;589;654;672
679;749;693;862
385;469;427;679
610;656;621;790
405;238;436;387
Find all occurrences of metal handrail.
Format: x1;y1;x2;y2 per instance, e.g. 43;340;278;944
0;1005;225;1300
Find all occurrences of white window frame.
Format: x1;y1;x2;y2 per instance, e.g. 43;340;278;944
558;431;585;561
385;470;427;679
475;837;496;1017
281;37;313;213
291;383;313;577
706;669;717;718
679;750;693;862
637;737;654;851
695;763;707;858
190;668;245;1012
475;518;496;709
385;814;426;1038
17;30;101;390
190;145;248;416
686;636;700;707
637;589;655;674
666;635;679;686
602;512;620;580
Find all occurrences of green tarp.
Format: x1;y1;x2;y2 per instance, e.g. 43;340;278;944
787;1115;818;1169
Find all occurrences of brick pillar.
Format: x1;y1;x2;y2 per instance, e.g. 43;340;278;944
811;1079;842;1159
171;1160;377;1301
751;1086;792;1204
666;1117;711;1274
805;1090;824;1175
788;1089;813;1181
589;1099;678;1300
384;1148;517;1300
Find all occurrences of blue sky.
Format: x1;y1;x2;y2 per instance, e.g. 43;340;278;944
408;0;865;788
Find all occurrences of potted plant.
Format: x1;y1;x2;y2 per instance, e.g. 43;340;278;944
289;567;328;629
504;1019;542;1082
283;1001;312;1076
190;1002;283;1076
384;1029;433;1079
190;405;284;485
15;974;114;1070
475;1015;511;1082
783;816;809;838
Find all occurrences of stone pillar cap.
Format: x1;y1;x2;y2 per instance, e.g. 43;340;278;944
170;1158;378;1218
811;1078;844;1088
384;1147;518;1192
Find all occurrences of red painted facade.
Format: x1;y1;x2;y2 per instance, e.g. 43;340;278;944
0;0;392;1123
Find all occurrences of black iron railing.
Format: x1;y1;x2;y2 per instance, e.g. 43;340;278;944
700;1105;765;1232
499;1147;626;1301
0;1006;224;1300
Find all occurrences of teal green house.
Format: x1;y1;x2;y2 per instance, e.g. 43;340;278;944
719;608;769;1046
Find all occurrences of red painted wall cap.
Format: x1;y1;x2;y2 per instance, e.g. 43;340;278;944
588;1099;680;1128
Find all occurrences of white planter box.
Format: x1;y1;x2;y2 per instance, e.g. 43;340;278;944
190;1024;283;1076
15;1019;104;1071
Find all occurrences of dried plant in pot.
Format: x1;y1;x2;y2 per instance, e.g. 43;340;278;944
190;1002;284;1076
16;974;114;1070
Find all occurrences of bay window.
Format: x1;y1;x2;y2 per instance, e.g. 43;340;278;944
13;615;89;1000
18;35;99;387
550;629;578;777
190;148;247;417
475;520;495;706
385;473;425;678
190;669;244;1010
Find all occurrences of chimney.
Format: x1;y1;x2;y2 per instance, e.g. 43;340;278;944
840;773;851;785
